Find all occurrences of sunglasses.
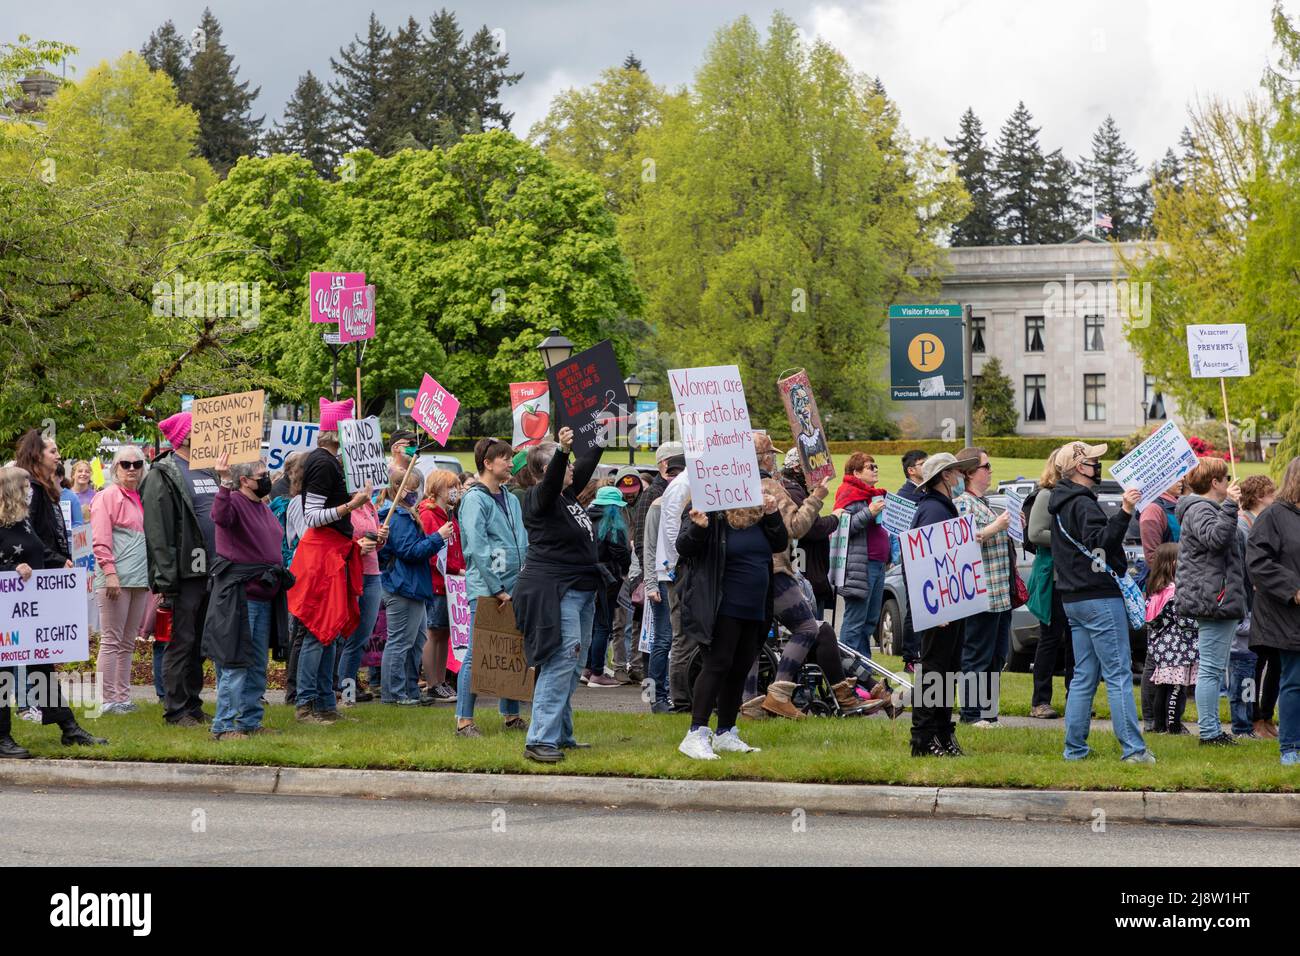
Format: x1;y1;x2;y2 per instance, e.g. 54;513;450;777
975;463;992;472
119;460;144;471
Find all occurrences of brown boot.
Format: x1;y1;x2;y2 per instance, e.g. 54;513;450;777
295;704;328;724
761;681;805;719
1255;719;1279;739
869;680;904;719
739;696;771;720
833;679;885;716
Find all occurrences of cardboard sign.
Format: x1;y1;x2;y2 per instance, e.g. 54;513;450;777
635;401;659;447
1004;490;1025;544
828;513;851;589
338;284;376;343
668;364;763;513
1187;324;1250;378
469;597;535;701
267;419;319;471
510;381;551;448
901;514;989;631
411;373;459;446
338;416;389;493
309;271;365;323
881;492;918;537
777;369;835;485
1110;420;1199;509
447;574;470;664
0;567;90;665
545;340;630;457
188;390;265;468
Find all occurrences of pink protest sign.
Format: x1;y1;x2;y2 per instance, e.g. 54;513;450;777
309;271;365;323
338;284;375;343
412;373;459;446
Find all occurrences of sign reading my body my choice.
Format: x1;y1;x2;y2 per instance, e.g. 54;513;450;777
901;514;989;631
545;340;630;457
669;364;764;513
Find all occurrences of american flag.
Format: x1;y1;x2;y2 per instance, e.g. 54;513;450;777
1094;212;1113;231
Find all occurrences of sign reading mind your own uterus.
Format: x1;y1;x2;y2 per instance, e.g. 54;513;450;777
669;365;764;513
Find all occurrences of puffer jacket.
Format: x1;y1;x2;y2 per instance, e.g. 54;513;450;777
1245;501;1300;652
763;473;828;579
840;496;889;600
1174;493;1247;620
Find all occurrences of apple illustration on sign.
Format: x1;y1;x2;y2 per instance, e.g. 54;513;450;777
521;403;549;440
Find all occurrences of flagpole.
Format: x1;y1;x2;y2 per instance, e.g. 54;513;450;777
1090;182;1097;237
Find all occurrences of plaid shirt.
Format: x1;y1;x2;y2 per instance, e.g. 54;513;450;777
957;492;1011;612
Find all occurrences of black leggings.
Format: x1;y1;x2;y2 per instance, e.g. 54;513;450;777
1254;648;1281;722
1155;683;1188;731
692;615;767;730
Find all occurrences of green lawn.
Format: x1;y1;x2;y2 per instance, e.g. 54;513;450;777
12;691;1288;793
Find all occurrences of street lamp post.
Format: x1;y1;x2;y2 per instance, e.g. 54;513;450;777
537;327;575;370
624;374;643;464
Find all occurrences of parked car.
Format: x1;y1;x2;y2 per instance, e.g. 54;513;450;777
426;454;463;475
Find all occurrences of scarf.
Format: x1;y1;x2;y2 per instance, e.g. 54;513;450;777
833;474;886;511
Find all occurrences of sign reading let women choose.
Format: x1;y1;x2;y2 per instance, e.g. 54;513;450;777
901;514;989;630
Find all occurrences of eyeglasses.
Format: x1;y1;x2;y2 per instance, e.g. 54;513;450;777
975;463;992;472
864;463;878;470
119;460;144;471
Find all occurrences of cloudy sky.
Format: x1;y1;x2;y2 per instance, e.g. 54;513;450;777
9;0;1291;163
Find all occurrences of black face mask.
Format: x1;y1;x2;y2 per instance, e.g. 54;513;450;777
254;475;272;498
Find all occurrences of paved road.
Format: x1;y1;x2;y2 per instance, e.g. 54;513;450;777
2;786;1298;866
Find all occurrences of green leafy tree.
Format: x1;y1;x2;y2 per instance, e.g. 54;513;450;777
972;357;1018;435
1078;115;1145;239
991;101;1044;244
179;8;263;174
267;71;340;178
330;13;390;154
945;108;999;245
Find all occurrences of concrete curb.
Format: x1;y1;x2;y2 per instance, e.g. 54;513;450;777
1;759;1297;828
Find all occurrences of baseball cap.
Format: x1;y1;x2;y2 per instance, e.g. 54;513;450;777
783;448;801;470
1053;441;1109;475
614;466;643;494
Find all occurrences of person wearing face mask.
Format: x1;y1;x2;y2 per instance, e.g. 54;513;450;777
907;452;980;757
418;469;465;703
203;454;295;740
1048;442;1151;763
377;465;452;705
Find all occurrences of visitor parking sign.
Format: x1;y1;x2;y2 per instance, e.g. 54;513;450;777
889;304;965;401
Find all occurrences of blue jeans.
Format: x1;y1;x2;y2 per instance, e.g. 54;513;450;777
1194;617;1239;740
839;561;886;657
1278;650;1300;757
455;598;522;721
959;609;1011;723
152;641;166;699
1062;598;1147;760
588;601;612;673
213;599;270;733
337;575;382;698
648;581;672;705
381;591;425;703
295;631;337;713
527;588;596;748
1229;650;1258;736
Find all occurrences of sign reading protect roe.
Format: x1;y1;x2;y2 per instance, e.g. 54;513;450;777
669;365;764;513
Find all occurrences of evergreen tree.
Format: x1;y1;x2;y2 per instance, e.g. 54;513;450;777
462;24;521;131
330;12;390;153
972;357;1018;435
991;102;1044;244
140;20;189;91
1078;115;1143;239
267;71;340;178
623;52;643;71
1033;149;1080;242
181;8;262;174
375;16;426;153
422;9;469;144
945;108;998;245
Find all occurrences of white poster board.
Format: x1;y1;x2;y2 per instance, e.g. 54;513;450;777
0;567;90;665
267;419;319;471
338;416;390;493
638;604;652;653
900;515;989;631
1109;420;1199;509
668;365;764;513
446;573;470;664
829;513;850;589
1187;324;1250;378
881;492;918;537
1004;490;1025;544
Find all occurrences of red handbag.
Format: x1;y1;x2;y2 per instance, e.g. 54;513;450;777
1009;541;1028;609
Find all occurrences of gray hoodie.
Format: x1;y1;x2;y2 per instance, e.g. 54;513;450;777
1173;493;1247;620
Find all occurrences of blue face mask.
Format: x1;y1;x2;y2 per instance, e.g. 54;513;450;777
402;491;418;507
952;477;965;497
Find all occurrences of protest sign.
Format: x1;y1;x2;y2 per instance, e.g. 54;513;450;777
0;567;90;666
829;513;851;589
446;574;471;666
469;597;535;701
267;419;319;471
546;340;630;457
1004;490;1025;544
881;492;918;537
338;284;376;343
1187;324;1250;378
1109;420;1199;509
668;365;764;513
901;514;989;631
338;416;389;493
70;525;93;564
411;373;459;446
635;401;659;447
188;390;265;468
509;381;550;448
309;271;365;323
638;605;652;653
777;369;835;485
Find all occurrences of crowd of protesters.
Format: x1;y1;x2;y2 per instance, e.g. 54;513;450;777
1;404;1298;770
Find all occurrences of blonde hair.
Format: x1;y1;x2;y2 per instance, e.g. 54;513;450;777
424;468;459;501
0;467;31;527
1038;450;1061;490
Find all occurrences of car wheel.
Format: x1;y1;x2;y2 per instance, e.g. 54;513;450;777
876;598;901;656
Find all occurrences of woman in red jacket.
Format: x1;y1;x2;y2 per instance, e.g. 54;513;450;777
419;469;466;703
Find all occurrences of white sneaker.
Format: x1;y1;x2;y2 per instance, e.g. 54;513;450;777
678;727;719;760
18;707;41;723
712;727;761;753
971;719;1000;728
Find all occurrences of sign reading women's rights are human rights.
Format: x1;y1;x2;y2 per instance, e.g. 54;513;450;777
668;365;763;513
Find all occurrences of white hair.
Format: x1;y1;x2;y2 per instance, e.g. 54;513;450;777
109;446;147;481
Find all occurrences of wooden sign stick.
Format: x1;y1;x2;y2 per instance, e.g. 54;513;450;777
1220;377;1238;483
381;450;422;531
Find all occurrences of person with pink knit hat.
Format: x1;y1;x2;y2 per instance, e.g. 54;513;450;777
140;410;220;726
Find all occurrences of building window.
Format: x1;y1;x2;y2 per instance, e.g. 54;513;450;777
1084;373;1106;421
1084;314;1104;351
1025;315;1045;352
970;316;985;353
1025;375;1047;422
1144;375;1167;421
